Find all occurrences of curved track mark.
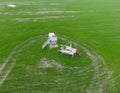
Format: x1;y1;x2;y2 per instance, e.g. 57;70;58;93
0;35;117;93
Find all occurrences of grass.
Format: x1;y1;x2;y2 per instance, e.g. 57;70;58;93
0;0;120;93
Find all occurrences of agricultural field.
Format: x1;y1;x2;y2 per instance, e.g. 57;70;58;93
0;0;120;93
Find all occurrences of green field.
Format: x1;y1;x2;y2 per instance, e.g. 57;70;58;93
0;0;120;93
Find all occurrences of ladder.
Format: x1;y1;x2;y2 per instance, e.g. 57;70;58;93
42;39;50;49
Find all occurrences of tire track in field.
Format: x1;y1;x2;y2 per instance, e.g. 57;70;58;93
0;35;46;86
0;59;16;86
59;36;117;93
0;35;116;93
79;43;116;93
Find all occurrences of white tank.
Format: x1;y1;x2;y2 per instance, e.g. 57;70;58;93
48;33;57;41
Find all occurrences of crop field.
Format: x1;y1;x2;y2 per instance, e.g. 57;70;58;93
0;0;120;93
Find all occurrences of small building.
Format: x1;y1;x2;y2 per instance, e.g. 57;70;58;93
48;33;58;48
42;33;58;49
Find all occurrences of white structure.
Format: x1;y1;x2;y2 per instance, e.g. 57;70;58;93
42;33;58;49
8;4;16;8
60;44;77;56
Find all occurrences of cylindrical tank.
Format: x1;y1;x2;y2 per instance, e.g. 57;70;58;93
48;33;57;41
